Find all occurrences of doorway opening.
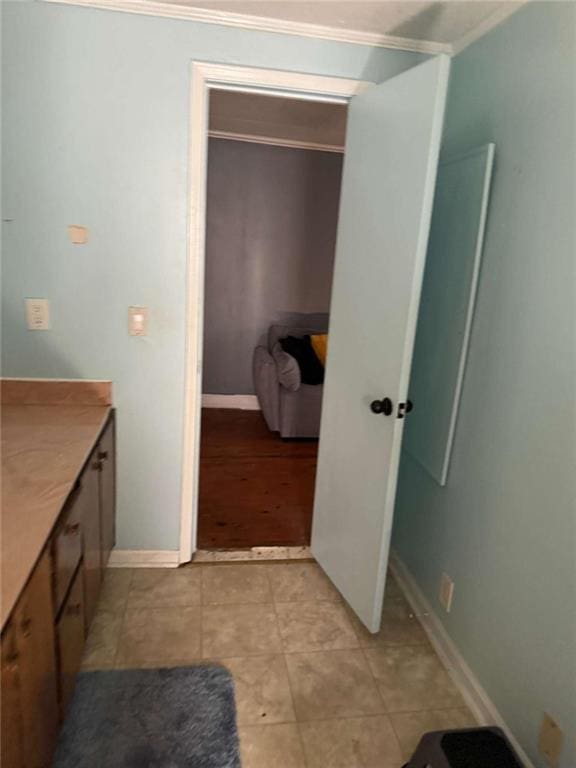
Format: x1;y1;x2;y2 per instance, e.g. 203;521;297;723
181;58;449;632
197;89;348;550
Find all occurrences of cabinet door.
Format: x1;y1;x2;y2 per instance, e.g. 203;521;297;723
12;550;59;768
1;622;25;768
98;415;116;567
56;566;86;714
53;489;83;615
81;453;103;630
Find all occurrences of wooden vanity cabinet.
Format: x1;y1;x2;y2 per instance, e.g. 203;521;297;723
98;416;116;567
53;489;83;615
1;549;59;768
56;566;86;713
82;415;116;628
0;410;117;768
1;622;25;768
81;452;103;630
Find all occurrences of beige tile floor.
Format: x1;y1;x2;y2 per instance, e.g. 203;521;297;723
82;562;477;767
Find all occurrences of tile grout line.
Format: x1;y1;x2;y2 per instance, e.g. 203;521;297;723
384;692;411;762
199;565;205;660
266;567;310;768
112;568;134;668
346;593;410;760
98;565;475;768
98;566;467;764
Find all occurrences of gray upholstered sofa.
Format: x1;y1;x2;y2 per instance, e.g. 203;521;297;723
253;315;328;438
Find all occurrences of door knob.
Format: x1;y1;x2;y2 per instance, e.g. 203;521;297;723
370;397;393;416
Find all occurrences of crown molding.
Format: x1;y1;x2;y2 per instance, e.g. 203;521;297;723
451;2;525;55
41;0;453;55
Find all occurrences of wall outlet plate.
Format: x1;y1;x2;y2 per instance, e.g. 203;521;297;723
25;298;50;330
539;712;563;767
439;572;455;613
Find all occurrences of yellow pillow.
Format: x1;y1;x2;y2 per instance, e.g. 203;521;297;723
310;334;328;367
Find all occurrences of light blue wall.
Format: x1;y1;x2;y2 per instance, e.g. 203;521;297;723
393;3;576;766
0;2;423;550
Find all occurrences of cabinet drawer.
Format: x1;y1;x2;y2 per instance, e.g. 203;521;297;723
53;490;83;615
56;566;85;715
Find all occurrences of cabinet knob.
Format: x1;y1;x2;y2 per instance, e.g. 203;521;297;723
92;459;103;471
370;397;393;416
98;450;108;461
64;522;80;536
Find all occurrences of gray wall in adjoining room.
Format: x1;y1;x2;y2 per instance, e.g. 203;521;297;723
202;138;343;395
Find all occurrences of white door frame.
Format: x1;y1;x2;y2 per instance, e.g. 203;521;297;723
179;62;372;564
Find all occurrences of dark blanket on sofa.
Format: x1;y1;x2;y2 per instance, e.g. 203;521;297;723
280;335;325;385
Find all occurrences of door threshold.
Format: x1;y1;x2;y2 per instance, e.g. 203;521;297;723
193;546;313;563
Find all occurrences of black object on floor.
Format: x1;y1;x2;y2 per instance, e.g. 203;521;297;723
53;666;241;768
405;726;524;768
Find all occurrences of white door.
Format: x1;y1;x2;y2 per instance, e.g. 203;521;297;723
311;55;450;632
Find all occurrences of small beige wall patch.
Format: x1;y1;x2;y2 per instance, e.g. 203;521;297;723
68;225;88;244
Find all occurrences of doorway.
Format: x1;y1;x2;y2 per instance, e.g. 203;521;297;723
197;90;347;550
181;58;450;632
179;63;369;565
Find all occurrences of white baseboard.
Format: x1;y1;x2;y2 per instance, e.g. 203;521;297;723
389;551;535;768
107;550;180;568
202;394;260;410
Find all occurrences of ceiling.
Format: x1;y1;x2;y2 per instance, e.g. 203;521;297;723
165;1;518;47
46;0;524;54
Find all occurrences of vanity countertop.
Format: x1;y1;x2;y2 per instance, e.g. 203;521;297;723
1;382;112;630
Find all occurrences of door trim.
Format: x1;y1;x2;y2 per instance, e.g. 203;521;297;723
201;394;260;411
108;550;180;568
179;62;371;564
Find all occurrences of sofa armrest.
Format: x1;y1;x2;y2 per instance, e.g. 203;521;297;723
253;345;280;432
271;343;301;392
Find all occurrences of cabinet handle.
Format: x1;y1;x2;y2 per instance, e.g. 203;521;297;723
66;603;82;617
92;459;103;472
20;617;32;638
64;522;80;536
98;450;108;461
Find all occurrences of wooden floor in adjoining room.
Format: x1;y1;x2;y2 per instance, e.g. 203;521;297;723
197;408;318;549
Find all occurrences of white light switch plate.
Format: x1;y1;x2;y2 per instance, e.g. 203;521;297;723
25;298;50;330
128;306;148;336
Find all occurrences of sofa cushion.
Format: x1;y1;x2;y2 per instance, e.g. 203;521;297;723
310;334;328;367
272;343;301;392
